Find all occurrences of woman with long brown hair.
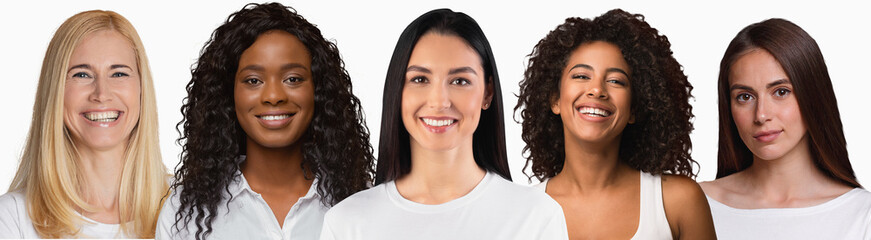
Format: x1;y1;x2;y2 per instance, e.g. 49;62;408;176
700;18;870;239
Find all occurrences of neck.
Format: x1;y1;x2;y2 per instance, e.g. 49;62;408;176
555;133;631;192
742;136;841;198
74;141;126;214
240;138;311;193
396;137;486;204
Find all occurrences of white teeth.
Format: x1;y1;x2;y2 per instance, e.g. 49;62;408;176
84;111;120;122
260;114;290;120
578;107;611;117
422;118;455;127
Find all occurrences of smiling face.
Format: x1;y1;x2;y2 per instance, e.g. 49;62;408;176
234;30;314;149
729;49;808;161
552;41;633;146
401;32;493;152
63;30;141;152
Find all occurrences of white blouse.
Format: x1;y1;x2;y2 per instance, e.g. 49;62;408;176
0;191;132;239
156;170;328;240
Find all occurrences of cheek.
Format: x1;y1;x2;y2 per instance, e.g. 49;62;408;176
731;104;754;133
400;87;419;118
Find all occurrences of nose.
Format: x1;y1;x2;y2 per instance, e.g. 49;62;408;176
585;79;609;99
261;79;287;105
89;76;112;103
426;82;451;110
753;96;771;125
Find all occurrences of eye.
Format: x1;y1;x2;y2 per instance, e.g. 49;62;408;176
409;76;428;84
773;88;791;98
735;93;754;103
607;79;627;86
243;78;262;85
450;78;471;86
111;72;129;78
571;74;590;80
72;72;91;78
284;77;304;84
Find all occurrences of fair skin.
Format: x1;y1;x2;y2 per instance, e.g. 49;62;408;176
394;32;493;205
547;41;715;239
234;30;315;227
699;49;852;209
63;30;141;224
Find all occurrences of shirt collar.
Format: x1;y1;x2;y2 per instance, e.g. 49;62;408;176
228;155;320;201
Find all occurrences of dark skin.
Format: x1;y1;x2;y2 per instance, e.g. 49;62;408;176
547;42;716;239
234;30;315;227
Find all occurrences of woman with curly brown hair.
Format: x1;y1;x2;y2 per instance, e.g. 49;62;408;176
700;19;870;239
516;9;715;239
155;3;374;240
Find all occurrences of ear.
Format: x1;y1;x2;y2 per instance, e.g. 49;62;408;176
550;93;560;115
482;78;494;110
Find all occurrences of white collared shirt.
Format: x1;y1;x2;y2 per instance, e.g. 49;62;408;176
156;169;328;240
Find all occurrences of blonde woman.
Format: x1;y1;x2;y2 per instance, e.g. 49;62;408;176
0;10;168;238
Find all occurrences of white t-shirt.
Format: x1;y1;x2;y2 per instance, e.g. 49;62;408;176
707;188;871;240
319;171;568;240
156;170;328;240
0;191;131;239
535;172;673;240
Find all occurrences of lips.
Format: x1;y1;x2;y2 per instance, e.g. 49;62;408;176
256;111;296;128
753;130;783;143
577;107;612;117
419;116;457;133
82;111;121;122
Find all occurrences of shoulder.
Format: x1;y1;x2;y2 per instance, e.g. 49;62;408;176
0;191;29;238
488;176;562;212
661;174;709;209
324;184;388;219
0;191;25;215
660;174;711;217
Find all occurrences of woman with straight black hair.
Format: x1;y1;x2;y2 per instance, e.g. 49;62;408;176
700;18;870;239
320;8;567;240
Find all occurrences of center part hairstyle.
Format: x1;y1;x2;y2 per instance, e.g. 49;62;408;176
516;9;696;181
715;18;860;188
172;2;374;239
376;8;510;184
8;10;168;238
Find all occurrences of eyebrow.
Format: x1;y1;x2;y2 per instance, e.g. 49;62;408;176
730;79;791;92
110;64;132;70
568;64;629;77
68;64;90;73
448;67;478;76
766;79;790;89
406;65;431;74
238;63;307;72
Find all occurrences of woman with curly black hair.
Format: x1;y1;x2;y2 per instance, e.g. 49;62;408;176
155;3;374;240
320;8;567;240
516;9;715;239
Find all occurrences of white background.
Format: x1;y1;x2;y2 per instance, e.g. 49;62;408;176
1;1;868;190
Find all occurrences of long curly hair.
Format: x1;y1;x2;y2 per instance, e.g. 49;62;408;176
171;3;374;239
516;9;696;181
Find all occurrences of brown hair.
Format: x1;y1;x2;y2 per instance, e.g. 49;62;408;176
716;18;861;188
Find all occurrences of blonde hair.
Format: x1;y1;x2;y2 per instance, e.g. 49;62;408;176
7;10;168;238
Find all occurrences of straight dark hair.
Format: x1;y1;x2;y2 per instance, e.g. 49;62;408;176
716;18;861;188
375;8;510;185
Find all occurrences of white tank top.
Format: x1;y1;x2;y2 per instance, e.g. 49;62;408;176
535;171;673;239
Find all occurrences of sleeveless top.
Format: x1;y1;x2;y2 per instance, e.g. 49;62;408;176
535;171;672;239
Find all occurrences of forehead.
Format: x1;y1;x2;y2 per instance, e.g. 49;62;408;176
407;32;482;70
69;30;137;67
239;30;312;66
565;41;629;73
729;49;789;87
